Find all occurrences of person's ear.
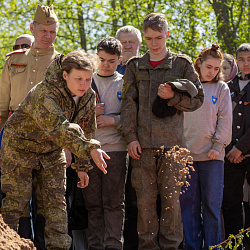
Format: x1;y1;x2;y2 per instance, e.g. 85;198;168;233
119;56;122;63
166;30;170;40
30;23;34;35
197;59;202;68
62;70;68;80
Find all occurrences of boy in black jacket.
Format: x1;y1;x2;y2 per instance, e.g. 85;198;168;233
223;43;250;239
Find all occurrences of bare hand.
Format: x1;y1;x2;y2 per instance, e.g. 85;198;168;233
96;115;115;128
158;83;174;99
128;140;141;160
77;172;89;188
90;148;110;174
96;103;105;117
226;146;244;164
207;149;220;160
64;150;72;168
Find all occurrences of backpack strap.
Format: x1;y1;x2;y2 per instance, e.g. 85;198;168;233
91;78;101;103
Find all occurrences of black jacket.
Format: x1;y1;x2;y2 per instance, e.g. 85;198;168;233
227;74;250;155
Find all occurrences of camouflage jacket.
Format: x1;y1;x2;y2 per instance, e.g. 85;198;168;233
120;50;204;149
1;54;99;172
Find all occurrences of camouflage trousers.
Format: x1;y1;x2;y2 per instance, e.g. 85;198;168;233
131;148;183;250
1;150;72;250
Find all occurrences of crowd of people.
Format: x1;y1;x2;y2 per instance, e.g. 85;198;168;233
0;4;250;250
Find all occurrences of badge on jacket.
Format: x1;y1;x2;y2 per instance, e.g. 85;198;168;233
212;95;218;104
117;91;122;101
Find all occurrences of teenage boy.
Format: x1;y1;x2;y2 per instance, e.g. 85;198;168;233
120;13;204;249
222;43;250;239
82;37;128;250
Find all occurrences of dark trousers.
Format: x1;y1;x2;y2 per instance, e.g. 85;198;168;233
123;157;138;250
222;158;250;239
82;151;128;250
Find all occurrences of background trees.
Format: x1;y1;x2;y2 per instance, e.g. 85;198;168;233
0;0;249;70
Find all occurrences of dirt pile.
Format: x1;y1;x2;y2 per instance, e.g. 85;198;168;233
0;215;36;250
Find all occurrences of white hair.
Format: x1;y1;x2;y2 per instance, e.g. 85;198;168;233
116;25;142;43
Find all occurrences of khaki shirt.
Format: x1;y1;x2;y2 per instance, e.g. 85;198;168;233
121;50;204;149
0;44;59;129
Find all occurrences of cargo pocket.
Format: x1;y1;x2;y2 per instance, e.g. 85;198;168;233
131;158;143;191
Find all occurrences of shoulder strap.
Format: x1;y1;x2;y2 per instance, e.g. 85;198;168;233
6;48;27;57
91;78;101;103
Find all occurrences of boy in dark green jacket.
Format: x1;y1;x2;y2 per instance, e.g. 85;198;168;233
121;13;204;249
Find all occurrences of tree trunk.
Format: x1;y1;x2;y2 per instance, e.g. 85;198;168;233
111;0;118;36
77;3;87;50
209;0;243;54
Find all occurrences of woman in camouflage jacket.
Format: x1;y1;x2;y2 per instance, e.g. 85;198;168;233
0;50;109;250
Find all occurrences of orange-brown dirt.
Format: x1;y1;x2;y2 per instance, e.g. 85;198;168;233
0;215;36;250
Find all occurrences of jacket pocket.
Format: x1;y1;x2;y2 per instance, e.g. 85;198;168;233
9;64;26;75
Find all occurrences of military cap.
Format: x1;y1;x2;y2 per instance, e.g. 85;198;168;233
152;79;198;118
168;79;198;98
34;5;58;25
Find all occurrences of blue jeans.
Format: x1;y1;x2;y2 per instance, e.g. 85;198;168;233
180;160;224;250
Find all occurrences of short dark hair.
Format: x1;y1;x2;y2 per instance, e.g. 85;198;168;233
97;37;122;57
143;13;168;33
62;49;99;74
236;43;250;58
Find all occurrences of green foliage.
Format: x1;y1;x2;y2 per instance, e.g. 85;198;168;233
209;228;250;250
0;0;249;70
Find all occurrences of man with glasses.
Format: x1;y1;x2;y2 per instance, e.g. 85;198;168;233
13;34;34;51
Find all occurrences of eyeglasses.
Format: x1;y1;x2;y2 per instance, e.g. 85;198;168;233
13;44;31;51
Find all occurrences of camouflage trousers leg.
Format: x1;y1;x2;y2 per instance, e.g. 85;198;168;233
1;165;33;232
131;149;183;250
35;163;72;250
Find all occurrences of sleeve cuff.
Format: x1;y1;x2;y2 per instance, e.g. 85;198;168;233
212;142;224;153
71;163;93;173
125;132;138;145
167;92;182;106
112;115;120;127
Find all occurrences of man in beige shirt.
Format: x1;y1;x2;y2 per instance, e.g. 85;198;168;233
0;5;59;249
0;4;59;130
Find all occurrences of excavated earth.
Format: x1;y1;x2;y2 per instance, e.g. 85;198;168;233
0;215;36;250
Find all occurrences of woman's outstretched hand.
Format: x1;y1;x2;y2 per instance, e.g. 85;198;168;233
90;148;110;174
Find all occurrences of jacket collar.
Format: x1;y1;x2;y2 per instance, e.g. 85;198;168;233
138;49;173;70
30;44;56;56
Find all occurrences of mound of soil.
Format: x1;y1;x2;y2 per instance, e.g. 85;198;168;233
0;215;36;250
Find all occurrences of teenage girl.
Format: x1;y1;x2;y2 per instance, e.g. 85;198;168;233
180;44;232;249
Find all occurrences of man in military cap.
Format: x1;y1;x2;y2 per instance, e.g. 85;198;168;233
0;4;59;130
0;4;59;249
